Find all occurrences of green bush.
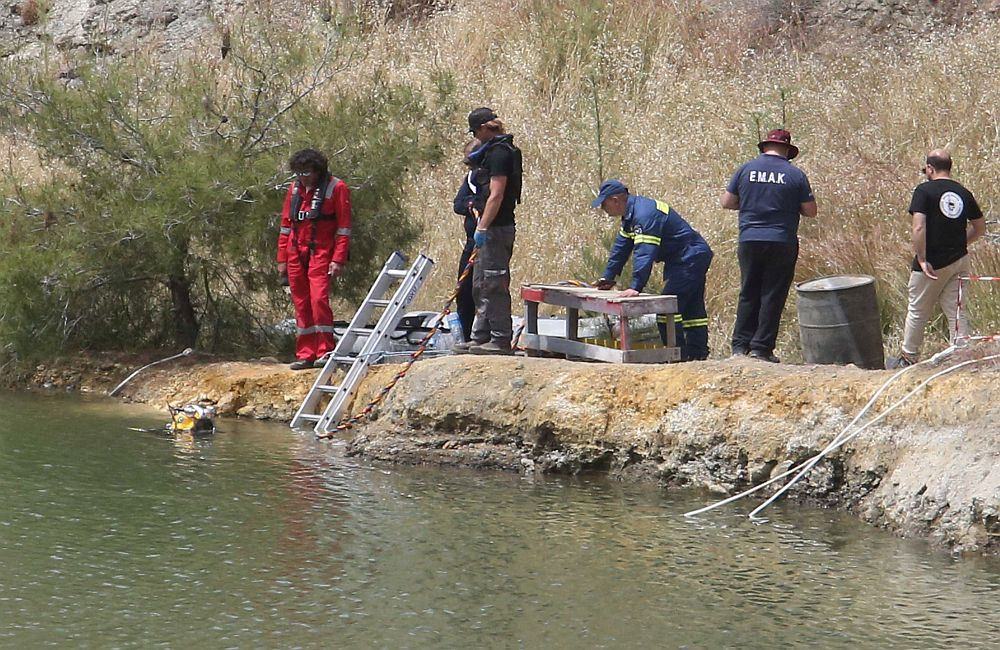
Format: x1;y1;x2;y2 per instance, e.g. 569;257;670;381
0;16;449;364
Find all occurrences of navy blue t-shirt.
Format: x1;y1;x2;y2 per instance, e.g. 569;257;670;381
726;154;814;244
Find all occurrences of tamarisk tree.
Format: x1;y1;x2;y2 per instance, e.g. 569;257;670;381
0;16;447;363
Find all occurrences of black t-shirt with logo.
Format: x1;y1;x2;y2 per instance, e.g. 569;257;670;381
908;178;983;271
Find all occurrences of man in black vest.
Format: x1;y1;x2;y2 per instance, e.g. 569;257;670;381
457;107;523;355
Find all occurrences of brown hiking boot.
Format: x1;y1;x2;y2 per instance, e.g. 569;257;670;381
886;353;917;369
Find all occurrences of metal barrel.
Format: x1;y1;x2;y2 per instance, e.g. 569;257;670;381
796;275;884;370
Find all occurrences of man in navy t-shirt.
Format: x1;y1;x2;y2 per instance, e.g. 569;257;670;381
721;129;817;362
887;149;985;368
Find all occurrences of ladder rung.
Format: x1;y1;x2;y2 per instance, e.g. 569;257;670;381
317;355;354;365
292;252;435;436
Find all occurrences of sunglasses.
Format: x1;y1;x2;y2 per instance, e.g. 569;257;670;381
294;170;315;177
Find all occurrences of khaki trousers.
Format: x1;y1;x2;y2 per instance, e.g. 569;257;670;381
901;255;970;358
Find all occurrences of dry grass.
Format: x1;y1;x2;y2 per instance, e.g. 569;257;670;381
320;1;1000;360
18;0;40;27
0;136;44;180
10;0;1000;360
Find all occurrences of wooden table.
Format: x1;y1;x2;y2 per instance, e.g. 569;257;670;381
520;284;680;363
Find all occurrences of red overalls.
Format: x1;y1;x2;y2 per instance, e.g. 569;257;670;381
277;176;352;361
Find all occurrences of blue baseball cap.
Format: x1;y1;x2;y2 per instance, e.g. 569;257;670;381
591;179;628;208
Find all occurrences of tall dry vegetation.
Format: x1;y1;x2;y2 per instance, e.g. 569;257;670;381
18;0;41;27
347;0;1000;360
5;0;1000;363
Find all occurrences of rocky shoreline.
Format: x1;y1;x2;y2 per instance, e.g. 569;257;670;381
17;350;1000;556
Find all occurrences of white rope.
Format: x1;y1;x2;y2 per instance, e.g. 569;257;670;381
748;351;999;518
108;348;193;397
682;357;932;518
683;365;910;517
683;346;994;519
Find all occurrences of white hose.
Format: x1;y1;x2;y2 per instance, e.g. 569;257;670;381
683;359;924;518
108;348;193;397
742;347;956;517
747;351;1000;519
683;345;981;519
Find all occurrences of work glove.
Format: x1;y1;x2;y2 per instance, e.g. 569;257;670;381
594;278;615;290
474;229;489;248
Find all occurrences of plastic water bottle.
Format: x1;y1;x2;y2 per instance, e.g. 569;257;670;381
447;311;465;344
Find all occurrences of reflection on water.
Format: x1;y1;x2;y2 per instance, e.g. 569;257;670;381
1;392;998;649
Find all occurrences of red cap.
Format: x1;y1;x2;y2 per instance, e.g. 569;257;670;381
758;128;799;160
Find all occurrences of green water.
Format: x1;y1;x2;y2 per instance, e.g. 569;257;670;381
1;391;998;649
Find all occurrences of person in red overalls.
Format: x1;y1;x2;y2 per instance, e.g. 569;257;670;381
277;149;352;370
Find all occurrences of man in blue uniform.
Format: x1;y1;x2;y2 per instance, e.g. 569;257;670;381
592;180;714;361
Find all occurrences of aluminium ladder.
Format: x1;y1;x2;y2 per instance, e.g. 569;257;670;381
290;251;435;435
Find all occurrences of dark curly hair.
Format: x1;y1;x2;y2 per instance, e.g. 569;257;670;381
289;148;329;176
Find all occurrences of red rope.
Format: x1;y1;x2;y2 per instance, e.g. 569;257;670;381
316;248;478;439
955;274;1000;341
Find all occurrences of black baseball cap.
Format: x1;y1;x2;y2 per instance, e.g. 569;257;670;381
468;107;498;133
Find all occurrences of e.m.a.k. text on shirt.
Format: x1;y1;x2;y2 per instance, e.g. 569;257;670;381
726;154;814;244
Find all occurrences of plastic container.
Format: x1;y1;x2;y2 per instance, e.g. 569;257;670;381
796;274;884;370
447;311;465;344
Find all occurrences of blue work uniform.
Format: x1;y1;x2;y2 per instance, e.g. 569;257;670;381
602;195;714;360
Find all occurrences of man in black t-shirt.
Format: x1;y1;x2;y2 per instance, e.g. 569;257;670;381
888;149;986;368
456;107;523;355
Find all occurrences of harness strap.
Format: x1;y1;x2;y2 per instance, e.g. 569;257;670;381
289;175;341;268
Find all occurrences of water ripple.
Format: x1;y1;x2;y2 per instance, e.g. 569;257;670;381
1;392;999;648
